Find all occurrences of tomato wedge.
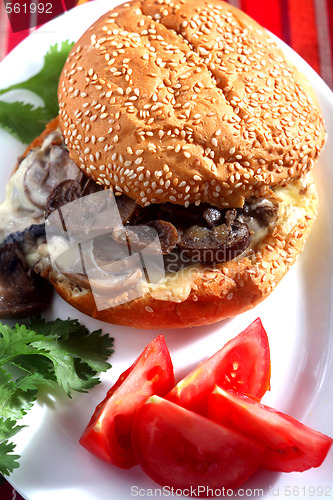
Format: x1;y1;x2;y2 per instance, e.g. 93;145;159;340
132;396;265;493
166;318;270;415
208;386;333;472
79;335;174;469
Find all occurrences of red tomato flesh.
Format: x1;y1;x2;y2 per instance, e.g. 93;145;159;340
79;335;174;469
132;396;265;495
166;318;270;415
208;386;333;472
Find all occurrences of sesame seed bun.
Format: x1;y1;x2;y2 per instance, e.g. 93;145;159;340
37;0;323;328
58;0;325;208
45;172;318;329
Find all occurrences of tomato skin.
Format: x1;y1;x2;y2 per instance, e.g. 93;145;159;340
132;396;265;495
208;387;333;472
166;318;270;416
79;335;174;469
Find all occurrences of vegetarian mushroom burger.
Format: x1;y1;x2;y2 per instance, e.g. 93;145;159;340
0;0;325;327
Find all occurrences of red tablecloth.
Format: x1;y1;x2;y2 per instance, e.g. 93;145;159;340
1;0;333;88
0;0;333;498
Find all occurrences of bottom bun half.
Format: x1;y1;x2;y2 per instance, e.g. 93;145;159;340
46;173;318;329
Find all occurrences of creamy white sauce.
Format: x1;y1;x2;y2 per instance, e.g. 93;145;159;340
0;130;61;243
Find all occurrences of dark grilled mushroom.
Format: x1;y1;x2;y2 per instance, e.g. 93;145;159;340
112;220;178;255
0;242;52;318
203;207;222;227
112;224;160;253
178;221;250;263
3;223;46;246
115;195;141;224
146;220;179;254
242;197;279;225
45;179;83;217
225;209;237;226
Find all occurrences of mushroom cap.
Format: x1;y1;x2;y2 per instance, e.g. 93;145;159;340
58;0;325;208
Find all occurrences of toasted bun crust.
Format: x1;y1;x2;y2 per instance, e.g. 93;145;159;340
14;117;60;173
45;173;318;329
58;0;325;208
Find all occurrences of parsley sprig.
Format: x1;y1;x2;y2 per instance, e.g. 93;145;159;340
0;40;74;143
0;316;114;476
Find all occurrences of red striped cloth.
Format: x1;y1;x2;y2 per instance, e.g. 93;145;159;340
0;0;332;499
1;0;333;87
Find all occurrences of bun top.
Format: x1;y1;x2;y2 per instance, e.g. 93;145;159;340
58;0;326;208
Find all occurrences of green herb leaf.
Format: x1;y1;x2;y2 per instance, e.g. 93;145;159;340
0;440;20;476
29;316;114;372
0;41;74;115
0;418;24;442
0;316;114;475
0;367;38;420
28;338;101;396
0;323;45;366
0;101;52;143
0;40;74;143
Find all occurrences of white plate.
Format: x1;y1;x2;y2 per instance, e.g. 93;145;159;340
1;2;333;499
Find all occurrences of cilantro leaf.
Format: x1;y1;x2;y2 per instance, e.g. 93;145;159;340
0;40;74;143
0;367;39;420
29;316;114;372
0;440;20;476
0;316;114;475
0;323;45;366
28;316;91;340
0;418;24;441
0;41;74;116
28;338;101;396
0;100;52;143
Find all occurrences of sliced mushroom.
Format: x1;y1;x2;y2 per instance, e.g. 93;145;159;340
62;239;143;300
115;195;141;224
0;242;52;318
112;224;159;253
24;145;83;209
203;207;222;227
112;220;177;255
45;180;83;217
147;220;179;254
242;197;279;225
178;220;250;263
92;233;132;266
225;209;237;226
